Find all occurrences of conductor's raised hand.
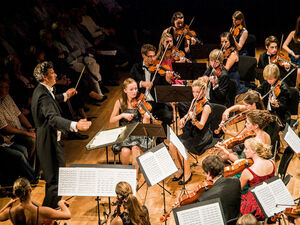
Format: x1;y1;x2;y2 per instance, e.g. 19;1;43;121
66;88;78;99
76;119;92;131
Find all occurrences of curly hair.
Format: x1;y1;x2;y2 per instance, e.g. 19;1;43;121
247;109;276;129
13;178;31;202
33;61;54;82
244;137;272;159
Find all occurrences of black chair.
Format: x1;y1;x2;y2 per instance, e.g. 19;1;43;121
288;87;299;128
245;33;256;57
238;55;257;89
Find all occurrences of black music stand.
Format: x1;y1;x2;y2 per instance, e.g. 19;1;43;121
173;63;207;80
155;86;193;196
190;43;219;60
155;85;193;135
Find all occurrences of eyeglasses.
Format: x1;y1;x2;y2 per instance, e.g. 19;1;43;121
146;55;155;58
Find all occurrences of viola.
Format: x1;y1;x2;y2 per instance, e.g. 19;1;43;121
160;180;213;222
214;109;250;134
230;24;243;39
224;158;254;177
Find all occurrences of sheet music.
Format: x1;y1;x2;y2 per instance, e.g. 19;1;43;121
283;125;300;153
251;178;294;217
138;145;177;186
58;166;136;197
168;126;187;160
176;202;224;225
252;182;278;217
268;179;294;212
90;127;126;147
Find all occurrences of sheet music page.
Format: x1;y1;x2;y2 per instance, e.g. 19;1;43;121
96;168;136;197
251;182;277;217
168;127;187;160
77;168;97;196
139;151;162;186
154;146;178;180
58;168;78;196
90;127;126;147
268;179;294;212
176;203;224;225
284;126;300;153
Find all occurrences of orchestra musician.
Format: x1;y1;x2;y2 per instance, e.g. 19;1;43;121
109;78;153;176
169;79;213;185
0;177;71;225
258;35;295;87
256;64;291;126
108;182;150;225
239;138;274;220
230;11;248;56
220;31;248;95
129;44;173;129
163;11;196;54
283;16;300;88
197;155;241;223
217;109;274;162
200;49;236;107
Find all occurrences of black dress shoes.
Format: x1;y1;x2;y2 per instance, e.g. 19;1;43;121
178;173;192;185
67;132;89;140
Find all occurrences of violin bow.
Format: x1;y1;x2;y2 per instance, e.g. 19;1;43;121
176;17;195;49
151;42;170;84
262;67;297;100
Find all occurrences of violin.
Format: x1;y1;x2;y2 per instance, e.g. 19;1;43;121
214;109;250;134
284;205;300;218
270;51;298;68
166;46;191;62
230;24;243;39
148;60;181;79
131;93;152;116
182;96;207;127
223;46;235;59
224;158;254;177
44;219;58;225
217;131;256;149
177;24;202;44
160;180;213;222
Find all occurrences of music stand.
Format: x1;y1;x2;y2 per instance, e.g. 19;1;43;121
155;86;193;196
86;122;139;164
155;85;193;135
132;123;166;191
190;43;219;60
173;63;207;80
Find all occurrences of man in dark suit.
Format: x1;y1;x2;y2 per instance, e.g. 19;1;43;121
197;155;241;223
31;61;92;208
129;44;173;129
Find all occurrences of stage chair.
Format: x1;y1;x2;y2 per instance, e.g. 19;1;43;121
244;33;256;57
238;55;257;89
288;87;299;128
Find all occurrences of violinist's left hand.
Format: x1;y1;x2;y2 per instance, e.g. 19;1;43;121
209;76;218;86
191;37;197;45
269;96;279;107
187;111;194;120
283;62;291;70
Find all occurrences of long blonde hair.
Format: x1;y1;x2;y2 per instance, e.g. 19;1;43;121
120;78;137;112
113;182;148;225
156;32;173;60
244;137;272;159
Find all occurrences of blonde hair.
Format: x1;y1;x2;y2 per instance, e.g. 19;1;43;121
156;32;173;60
237;213;261;225
209;49;224;63
114;182;148;225
192;79;207;90
263;64;280;80
244;137;272;159
121;78;137;111
247;109;275;129
13;178;31;202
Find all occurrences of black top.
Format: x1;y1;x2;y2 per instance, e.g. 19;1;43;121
197;177;241;222
129;62;171;101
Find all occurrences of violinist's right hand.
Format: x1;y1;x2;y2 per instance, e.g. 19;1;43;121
222;110;230;121
179;118;186;128
141;81;153;90
166;71;173;83
122;113;134;121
